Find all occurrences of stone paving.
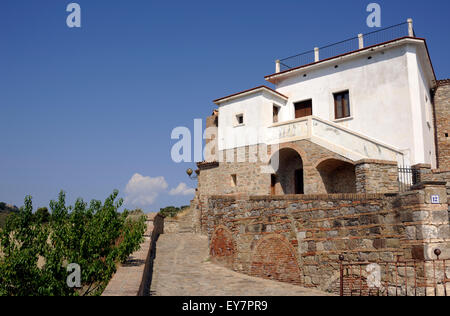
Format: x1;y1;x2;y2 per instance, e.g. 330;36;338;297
149;233;332;296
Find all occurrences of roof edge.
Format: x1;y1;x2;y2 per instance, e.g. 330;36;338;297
213;85;288;105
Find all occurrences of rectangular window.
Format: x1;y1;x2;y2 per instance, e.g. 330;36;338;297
294;100;312;119
235;114;244;126
334;91;350;119
273;106;280;123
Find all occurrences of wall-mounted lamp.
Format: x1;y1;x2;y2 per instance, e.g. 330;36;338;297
186;168;200;180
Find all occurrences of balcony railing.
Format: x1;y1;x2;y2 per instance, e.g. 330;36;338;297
276;19;415;72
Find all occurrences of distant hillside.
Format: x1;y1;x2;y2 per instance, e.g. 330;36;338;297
0;202;19;228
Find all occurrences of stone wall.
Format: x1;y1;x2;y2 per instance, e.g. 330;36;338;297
205;183;450;293
163;218;180;234
197;141;400;202
433;80;450;170
355;159;399;194
197;140;357;198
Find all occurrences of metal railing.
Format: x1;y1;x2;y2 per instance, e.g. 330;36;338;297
398;166;420;193
338;249;449;296
279;21;413;72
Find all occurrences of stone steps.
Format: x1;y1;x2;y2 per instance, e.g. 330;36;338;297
175;207;196;233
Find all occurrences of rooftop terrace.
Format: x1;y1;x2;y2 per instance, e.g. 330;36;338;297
274;19;416;73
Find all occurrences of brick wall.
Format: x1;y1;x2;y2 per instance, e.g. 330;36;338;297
205;184;450;293
433;80;450;170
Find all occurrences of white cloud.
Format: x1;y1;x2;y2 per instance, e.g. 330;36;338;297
169;182;195;196
124;173;168;207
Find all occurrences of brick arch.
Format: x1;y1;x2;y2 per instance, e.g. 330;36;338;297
210;226;236;269
316;158;356;193
250;234;302;285
313;156;354;169
267;142;310;166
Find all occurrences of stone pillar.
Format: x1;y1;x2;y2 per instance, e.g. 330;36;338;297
355;159;399;193
408;181;449;260
275;60;281;73
412;163;432;183
314;47;319;62
358;33;364;49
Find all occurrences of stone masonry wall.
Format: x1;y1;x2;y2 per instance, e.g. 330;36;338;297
206;184;450;293
197;140;356;198
433;80;450;170
355;159;399;194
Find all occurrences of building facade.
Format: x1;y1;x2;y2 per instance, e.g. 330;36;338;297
187;21;450;294
195;21;448;199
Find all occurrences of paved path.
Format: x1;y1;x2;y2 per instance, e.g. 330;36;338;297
149;233;331;296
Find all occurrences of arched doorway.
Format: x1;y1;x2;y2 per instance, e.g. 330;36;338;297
270;148;304;195
316;159;356;193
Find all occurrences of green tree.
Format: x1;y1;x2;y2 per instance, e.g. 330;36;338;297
34;207;50;224
0;190;146;296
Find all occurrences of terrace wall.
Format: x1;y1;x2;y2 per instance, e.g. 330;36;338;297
205;183;449;293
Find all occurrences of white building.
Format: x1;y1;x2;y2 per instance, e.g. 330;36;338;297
197;20;443;197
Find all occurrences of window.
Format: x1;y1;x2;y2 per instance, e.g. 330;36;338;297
334;91;350;120
294;99;312;119
273;105;280;123
235;114;244;126
231;174;237;187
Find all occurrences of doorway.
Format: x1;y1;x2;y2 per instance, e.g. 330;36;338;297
294;169;304;194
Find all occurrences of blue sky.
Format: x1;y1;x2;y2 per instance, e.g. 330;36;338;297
0;0;449;212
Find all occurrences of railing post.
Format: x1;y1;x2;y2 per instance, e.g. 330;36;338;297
358;33;364;49
314;47;319;62
407;18;414;37
275;60;281;73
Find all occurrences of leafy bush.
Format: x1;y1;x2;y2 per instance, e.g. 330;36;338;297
0;190;146;296
34;207;50;224
159;205;189;218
